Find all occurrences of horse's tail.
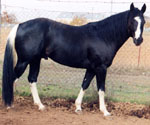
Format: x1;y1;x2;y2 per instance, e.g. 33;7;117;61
2;24;19;107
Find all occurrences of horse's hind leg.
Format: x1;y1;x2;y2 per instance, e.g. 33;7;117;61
14;60;28;79
28;58;45;110
14;60;28;88
75;69;95;112
13;60;28;98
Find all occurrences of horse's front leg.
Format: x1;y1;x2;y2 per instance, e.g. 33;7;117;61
95;65;111;116
28;59;45;110
75;69;95;112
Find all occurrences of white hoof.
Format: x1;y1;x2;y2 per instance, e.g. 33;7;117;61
75;108;82;113
34;103;45;111
100;108;111;116
6;106;11;110
75;108;82;114
104;111;111;116
38;104;45;111
6;105;14;110
75;102;82;113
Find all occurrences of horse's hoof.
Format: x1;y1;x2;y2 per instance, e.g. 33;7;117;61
6;106;11;110
39;105;45;111
75;109;82;114
104;111;111;116
6;105;14;110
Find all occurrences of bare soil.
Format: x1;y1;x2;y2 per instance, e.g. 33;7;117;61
0;96;150;125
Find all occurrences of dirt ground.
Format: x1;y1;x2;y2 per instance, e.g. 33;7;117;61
0;97;150;125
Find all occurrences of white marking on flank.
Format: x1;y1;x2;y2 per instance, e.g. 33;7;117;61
75;88;85;112
7;24;19;68
30;82;45;110
134;16;141;39
14;78;18;83
98;90;111;116
8;24;19;46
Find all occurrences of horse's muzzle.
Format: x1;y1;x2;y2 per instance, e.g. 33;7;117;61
134;37;143;46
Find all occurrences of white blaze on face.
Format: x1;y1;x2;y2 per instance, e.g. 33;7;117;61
134;16;142;39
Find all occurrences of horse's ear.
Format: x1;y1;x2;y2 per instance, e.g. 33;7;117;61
130;3;134;11
141;4;146;13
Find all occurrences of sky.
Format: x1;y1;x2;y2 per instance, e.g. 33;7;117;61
2;0;149;12
1;0;150;22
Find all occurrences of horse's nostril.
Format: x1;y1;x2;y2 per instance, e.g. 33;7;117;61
137;37;143;43
134;37;143;46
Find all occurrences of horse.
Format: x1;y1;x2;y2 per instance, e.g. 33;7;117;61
2;3;146;116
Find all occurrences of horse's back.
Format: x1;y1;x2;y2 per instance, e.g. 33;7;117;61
15;18;91;68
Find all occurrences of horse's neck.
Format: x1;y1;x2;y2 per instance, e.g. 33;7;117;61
113;25;130;52
97;11;130;52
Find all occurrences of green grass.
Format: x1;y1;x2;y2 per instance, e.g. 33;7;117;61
14;83;98;103
1;80;150;105
12;79;150;105
105;79;150;105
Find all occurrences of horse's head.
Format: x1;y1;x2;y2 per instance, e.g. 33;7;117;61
128;3;146;46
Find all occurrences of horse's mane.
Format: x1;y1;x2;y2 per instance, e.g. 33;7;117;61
88;10;130;43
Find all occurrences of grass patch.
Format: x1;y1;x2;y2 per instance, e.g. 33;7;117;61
0;74;150;105
105;79;150;105
12;80;150;105
14;84;98;103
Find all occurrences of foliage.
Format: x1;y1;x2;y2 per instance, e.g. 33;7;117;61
145;21;150;28
1;11;17;24
59;16;87;26
69;16;87;26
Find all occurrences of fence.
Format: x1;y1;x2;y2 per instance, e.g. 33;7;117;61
1;1;150;104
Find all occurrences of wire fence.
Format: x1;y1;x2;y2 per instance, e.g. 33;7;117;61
1;1;150;103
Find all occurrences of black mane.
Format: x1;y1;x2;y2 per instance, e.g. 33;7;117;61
97;10;129;40
84;10;130;51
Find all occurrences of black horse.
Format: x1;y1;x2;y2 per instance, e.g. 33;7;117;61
2;3;146;116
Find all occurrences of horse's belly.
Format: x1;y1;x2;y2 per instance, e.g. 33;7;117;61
50;55;90;69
